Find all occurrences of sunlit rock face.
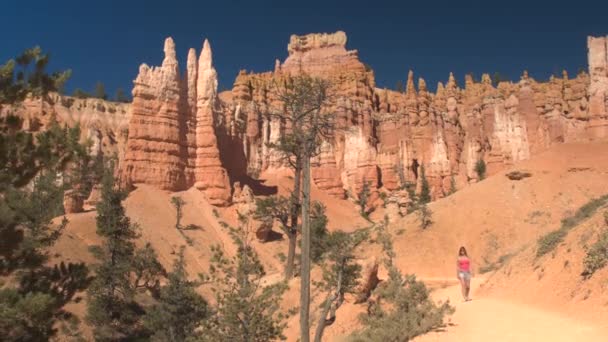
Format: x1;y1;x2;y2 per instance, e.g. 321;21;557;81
113;32;608;204
121;37;231;205
220;32;608;200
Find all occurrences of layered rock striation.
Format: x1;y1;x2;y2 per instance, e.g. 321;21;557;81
121;38;231;205
220;32;608;200
97;32;608;204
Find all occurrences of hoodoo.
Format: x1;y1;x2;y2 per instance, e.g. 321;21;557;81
121;38;232;205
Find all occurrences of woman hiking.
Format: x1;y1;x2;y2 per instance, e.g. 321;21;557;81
456;246;472;301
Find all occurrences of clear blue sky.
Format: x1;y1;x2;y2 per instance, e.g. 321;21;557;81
2;0;607;98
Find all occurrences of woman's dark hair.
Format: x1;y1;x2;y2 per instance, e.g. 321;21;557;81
459;246;468;256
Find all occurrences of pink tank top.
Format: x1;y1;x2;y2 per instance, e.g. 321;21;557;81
458;257;470;272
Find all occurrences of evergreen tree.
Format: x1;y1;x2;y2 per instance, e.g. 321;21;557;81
171;196;185;230
0;47;87;342
351;226;453;341
94;82;107;100
1;171;66;272
86;167;142;341
448;175;457;195
419;164;431;204
114;88;129;103
144;248;208;341
197;222;287;342
72;88;90;99
356;180;371;219
0;46;71;105
254;195;295;278
475;159;487;180
132;243;165;295
309;201;330;264
313;231;363;341
0;289;56;341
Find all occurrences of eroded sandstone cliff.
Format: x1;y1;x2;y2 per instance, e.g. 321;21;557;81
219;32;608;200
121;38;231;205
6;32;607;206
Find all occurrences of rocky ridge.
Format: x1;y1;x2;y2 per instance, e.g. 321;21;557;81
5;32;608;206
222;32;608;200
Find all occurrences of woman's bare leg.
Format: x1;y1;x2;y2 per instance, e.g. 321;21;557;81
459;277;467;300
465;278;471;300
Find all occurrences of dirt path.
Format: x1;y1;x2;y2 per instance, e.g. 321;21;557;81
415;278;608;342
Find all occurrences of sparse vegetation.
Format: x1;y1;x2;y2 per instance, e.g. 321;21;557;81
448;175;457;195
171;196;186;230
94;82;107;100
419;203;433;229
479;252;515;274
313;230;363;341
114;88;130;103
357;180;372;219
537;194;608;257
255;195;297;278
491;72;509;87
350;224;453;341
86;166;164;341
581;211;608;279
475;159;487;180
0;46;71;105
144;247;209;341
419;164;431;204
259;74;335;341
196;218;287;342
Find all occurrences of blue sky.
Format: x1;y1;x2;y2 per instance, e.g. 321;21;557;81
2;0;606;98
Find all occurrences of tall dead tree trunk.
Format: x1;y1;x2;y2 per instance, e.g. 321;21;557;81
286;155;301;279
300;155;312;342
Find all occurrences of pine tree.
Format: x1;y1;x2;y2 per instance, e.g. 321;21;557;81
419;164;431;204
313;231;363;341
94;82;107;100
171;196;185;230
475;159;487;180
309;201;330;264
197;221;287;342
356;180;371;219
114;88;129;103
0;46;71;105
86;167;142;341
448;175;457;195
351;226;453;341
72;88;90;99
144;248;208;341
254;195;296;278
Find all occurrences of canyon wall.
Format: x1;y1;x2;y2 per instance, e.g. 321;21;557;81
0;93;130;159
6;32;607;205
221;32;608;199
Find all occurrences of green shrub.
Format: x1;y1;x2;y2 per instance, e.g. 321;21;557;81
581;230;608;279
475;159;487;180
536;229;568;258
536;195;608;258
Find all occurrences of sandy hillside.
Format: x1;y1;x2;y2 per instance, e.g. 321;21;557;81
51;142;608;341
321;142;608;341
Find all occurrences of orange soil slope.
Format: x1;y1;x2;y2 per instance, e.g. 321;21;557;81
51;142;608;341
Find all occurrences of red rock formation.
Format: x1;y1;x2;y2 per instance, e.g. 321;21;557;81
6;32;608;204
219;32;608;201
123;38;185;191
121;38;231;205
63;189;84;214
192;40;231;205
587;36;608;138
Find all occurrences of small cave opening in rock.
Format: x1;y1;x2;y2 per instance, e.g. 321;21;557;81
411;159;420;180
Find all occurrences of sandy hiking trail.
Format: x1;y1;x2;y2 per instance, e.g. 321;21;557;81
414;278;608;342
